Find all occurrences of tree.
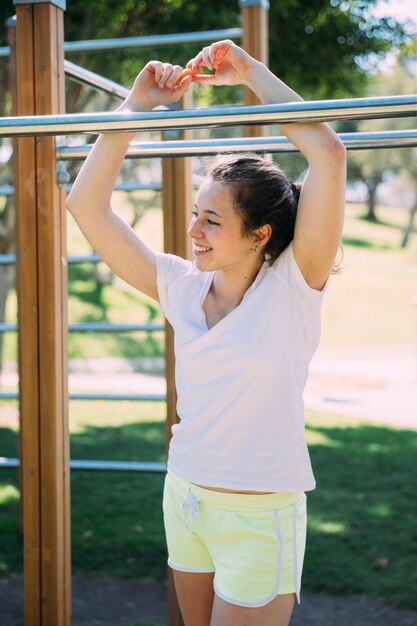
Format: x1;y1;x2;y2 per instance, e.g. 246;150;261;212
346;58;416;222
0;0;414;371
2;0;412;99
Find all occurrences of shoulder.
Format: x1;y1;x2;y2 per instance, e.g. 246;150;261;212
270;241;329;304
155;252;193;282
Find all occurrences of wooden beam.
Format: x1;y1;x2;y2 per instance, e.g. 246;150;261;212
240;0;270;138
162;90;193;626
14;3;70;625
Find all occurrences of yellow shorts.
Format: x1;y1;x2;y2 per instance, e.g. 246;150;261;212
162;469;307;608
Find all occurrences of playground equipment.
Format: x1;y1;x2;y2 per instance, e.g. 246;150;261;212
0;1;416;625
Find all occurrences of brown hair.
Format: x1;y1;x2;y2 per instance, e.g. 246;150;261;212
208;153;299;263
208;152;343;273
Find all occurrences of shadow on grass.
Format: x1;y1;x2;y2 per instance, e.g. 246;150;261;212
68;264;110;316
341;235;394;251
0;428;21;574
357;213;416;235
1;418;417;609
305;419;417;609
70;421;167;580
68;263;165;359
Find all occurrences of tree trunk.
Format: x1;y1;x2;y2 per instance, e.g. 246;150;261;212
401;194;417;248
364;179;381;222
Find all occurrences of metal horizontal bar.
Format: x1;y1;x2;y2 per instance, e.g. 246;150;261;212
70;393;165;401
0;322;165;333
0;185;14;196
0;391;166;401
0;254;17;265
1;96;415;138
58;129;417;161
63;28;243;54
69;322;164;332
0;28;243;58
70;460;166;472
0;457;167;473
0;457;19;469
0;323;16;332
0;392;18;400
67;253;101;264
101;181;162;192
64;59;130;100
0;253;103;265
1;181;169;195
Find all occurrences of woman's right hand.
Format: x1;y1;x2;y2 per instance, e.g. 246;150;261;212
186;40;256;87
122;61;193;111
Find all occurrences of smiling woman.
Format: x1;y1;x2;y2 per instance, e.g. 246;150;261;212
66;39;346;626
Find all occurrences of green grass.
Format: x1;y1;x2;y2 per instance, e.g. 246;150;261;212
0;198;416;615
1;406;416;609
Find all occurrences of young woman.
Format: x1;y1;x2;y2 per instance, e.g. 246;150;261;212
66;40;346;626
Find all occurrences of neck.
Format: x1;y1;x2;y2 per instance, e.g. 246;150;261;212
212;257;264;307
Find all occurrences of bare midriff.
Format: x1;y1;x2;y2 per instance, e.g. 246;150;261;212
192;483;275;495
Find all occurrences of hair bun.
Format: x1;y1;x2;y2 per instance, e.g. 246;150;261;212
290;182;301;201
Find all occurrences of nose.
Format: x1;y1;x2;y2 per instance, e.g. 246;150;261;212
187;216;203;239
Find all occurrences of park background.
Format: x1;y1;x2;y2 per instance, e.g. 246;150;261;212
0;0;416;624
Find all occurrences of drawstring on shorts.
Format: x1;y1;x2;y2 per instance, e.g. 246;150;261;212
182;488;200;531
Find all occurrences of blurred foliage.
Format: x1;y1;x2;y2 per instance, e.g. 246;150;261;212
345;57;417;220
0;0;414;103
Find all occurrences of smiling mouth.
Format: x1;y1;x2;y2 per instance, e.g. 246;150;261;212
193;244;212;253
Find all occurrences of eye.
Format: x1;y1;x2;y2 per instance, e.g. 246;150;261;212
190;210;219;226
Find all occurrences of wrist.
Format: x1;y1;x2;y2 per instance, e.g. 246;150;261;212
242;58;265;87
117;95;152;113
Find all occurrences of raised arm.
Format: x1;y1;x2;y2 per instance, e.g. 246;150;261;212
65;62;192;300
187;41;347;290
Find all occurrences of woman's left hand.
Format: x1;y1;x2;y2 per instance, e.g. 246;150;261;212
122;61;193;111
186;40;256;86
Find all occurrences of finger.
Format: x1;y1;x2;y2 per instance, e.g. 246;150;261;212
179;68;195;80
158;63;174;88
190;74;217;85
177;74;193;91
201;47;214;70
187;52;203;71
208;44;216;67
211;40;232;68
166;65;184;89
146;61;163;83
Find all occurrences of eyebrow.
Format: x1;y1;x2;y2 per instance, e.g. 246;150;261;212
194;203;224;219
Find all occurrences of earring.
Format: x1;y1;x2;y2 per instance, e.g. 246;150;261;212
254;246;259;253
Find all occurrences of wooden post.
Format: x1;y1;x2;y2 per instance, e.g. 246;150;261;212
7;14;22;532
240;0;269;137
162;91;193;626
13;2;70;625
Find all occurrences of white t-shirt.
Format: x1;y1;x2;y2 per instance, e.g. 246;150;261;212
156;241;328;492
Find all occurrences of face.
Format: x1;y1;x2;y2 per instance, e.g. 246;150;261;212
188;179;255;273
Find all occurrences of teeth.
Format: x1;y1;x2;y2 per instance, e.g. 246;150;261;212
194;244;211;252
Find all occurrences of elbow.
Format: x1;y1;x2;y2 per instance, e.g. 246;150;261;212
65;193;75;214
328;138;347;161
65;192;81;216
309;135;347;166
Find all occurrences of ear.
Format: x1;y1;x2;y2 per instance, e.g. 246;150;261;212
252;224;272;249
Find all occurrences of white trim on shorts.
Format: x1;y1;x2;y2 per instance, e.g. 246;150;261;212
293;501;301;604
212;507;299;609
